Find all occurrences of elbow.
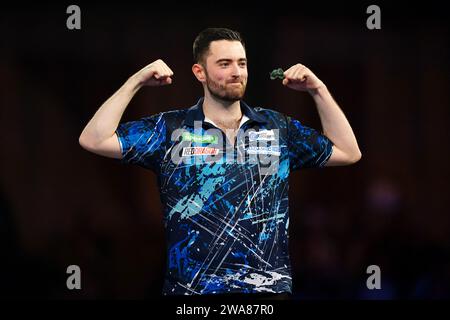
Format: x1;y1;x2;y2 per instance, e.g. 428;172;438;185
79;133;95;151
349;150;362;164
78;134;89;150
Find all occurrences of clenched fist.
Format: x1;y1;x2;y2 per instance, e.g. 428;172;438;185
282;64;324;92
133;59;174;87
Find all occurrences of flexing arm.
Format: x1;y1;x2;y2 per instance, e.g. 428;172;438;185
283;63;362;166
309;85;361;166
78;59;173;159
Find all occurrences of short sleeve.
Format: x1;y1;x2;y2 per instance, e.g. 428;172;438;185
288;117;333;171
115;113;166;172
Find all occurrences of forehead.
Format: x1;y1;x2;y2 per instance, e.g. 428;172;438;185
207;40;246;60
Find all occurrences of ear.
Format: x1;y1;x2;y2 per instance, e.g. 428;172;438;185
192;63;206;82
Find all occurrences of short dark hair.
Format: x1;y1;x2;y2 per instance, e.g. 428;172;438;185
193;27;245;64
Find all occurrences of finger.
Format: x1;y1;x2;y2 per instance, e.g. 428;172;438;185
283;67;295;80
159;65;172;78
157;73;167;79
159;65;168;75
164;66;174;77
166;65;174;76
156;68;169;79
293;68;306;82
158;77;172;86
282;78;289;86
284;66;299;80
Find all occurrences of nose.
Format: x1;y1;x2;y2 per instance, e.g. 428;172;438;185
231;63;241;78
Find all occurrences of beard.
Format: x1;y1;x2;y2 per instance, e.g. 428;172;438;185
205;74;247;102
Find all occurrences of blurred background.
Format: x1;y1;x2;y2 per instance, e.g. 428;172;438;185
1;1;449;299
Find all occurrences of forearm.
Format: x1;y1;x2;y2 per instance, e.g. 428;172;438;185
309;85;361;159
80;75;142;145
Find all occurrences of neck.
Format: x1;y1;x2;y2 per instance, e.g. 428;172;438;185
202;91;242;128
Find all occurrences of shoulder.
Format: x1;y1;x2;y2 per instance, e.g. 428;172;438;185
252;106;308;127
253;106;283;116
139;108;188;125
158;107;191;130
251;106;290;125
160;108;189;117
160;106;191;119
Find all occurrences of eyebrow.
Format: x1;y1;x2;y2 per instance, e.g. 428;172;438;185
215;58;247;64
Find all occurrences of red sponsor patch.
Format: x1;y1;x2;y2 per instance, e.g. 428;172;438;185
182;147;220;156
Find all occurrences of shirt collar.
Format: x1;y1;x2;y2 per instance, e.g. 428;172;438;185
205;114;250;130
184;97;267;127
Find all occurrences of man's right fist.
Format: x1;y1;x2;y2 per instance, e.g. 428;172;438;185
133;59;174;87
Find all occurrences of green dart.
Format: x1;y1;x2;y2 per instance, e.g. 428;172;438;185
270;68;285;80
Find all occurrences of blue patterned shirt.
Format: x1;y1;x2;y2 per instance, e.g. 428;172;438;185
115;97;333;295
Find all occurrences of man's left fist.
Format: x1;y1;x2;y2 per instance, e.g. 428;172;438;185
282;64;324;92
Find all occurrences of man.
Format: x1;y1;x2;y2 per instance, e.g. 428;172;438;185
79;28;361;297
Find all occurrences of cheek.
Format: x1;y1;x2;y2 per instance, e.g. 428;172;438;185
214;71;227;81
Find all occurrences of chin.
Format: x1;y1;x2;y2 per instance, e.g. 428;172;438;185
226;88;246;99
223;93;245;101
209;87;246;102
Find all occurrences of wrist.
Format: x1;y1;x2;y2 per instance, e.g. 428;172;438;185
307;82;327;96
126;74;144;93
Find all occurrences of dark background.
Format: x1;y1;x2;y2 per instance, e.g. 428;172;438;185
1;1;449;299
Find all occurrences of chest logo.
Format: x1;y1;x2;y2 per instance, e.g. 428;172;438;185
246;146;280;156
248;130;275;141
182;132;218;144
